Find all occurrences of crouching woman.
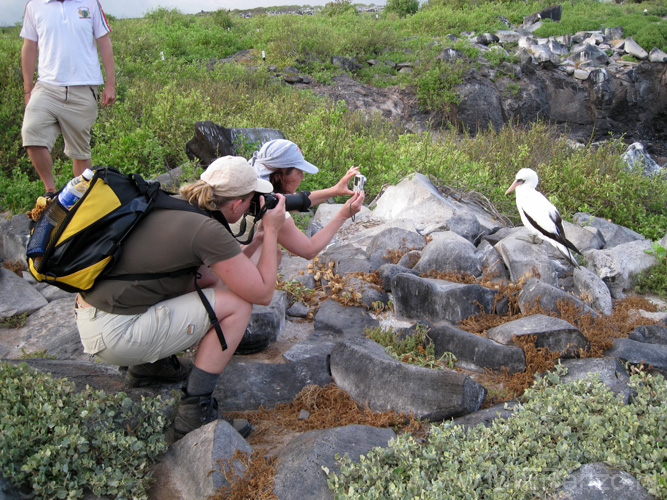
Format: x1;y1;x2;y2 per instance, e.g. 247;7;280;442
74;156;285;439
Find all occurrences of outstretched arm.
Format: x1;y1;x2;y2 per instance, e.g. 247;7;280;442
279;191;365;260
307;166;360;206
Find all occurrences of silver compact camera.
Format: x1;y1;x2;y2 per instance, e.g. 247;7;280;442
353;174;367;192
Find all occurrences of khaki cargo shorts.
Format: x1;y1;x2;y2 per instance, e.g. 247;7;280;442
75;288;217;366
22;81;98;159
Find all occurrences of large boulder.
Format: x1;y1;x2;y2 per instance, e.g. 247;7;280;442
427;323;526;374
372;173;498;232
495;234;557;285
185;121;284;166
573;213;646;248
160;420;253;500
330;338;486;420
487;314;590;357
584;240;657;298
414;231;483;277
392;274;497;324
216;355;332;411
273;425;396;500
0;268;48;318
366;227;426;271
518;279;598;320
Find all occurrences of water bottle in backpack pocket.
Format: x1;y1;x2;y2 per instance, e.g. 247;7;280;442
26;169;94;261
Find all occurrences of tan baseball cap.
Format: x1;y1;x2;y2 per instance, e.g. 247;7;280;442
201;156;273;197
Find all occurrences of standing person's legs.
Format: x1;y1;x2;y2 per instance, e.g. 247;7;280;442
61;86;98;178
26;146;56;194
22;82;63;194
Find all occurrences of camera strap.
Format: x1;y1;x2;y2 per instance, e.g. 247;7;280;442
193;271;228;351
230;213;259;245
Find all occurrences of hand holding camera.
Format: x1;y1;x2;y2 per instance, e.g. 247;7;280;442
258;193;286;233
248;191;311;221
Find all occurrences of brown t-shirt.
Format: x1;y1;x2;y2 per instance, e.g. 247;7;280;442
81;208;241;314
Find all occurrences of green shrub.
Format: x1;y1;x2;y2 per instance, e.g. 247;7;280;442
385;0;420;18
327;367;667;498
365;324;456;370
1;4;666;237
211;9;234;29
635;242;667;298
321;0;358;17
0;362;170;499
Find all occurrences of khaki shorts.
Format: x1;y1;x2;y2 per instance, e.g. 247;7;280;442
22;81;98;159
75;288;217;366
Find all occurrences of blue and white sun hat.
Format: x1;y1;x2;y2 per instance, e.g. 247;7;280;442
250;139;319;181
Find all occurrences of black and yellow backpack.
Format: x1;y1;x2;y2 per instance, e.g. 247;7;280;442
26;166;232;350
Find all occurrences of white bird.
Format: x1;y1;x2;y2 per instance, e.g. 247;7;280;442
505;168;581;268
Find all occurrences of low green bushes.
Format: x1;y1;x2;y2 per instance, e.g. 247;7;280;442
326;367;667;499
0;362;170;499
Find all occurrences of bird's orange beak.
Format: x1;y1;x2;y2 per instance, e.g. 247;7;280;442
505;180;521;195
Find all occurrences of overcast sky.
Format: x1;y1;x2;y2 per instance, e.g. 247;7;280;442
2;0;383;27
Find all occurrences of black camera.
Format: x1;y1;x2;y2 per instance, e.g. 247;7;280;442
248;191;312;220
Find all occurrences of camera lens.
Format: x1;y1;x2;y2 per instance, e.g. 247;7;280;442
284;193;309;212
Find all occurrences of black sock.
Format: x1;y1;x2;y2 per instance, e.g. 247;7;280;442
186;366;220;396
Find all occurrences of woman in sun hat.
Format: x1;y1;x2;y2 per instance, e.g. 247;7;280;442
229;139;365;355
249;138;365;260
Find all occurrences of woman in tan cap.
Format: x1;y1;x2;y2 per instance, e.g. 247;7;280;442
74;156;285;439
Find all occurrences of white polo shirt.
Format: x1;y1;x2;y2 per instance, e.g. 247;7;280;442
20;0;112;86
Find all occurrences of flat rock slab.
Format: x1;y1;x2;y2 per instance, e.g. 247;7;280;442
0;297;84;360
216;355;332;411
0;268;48;318
330;337;486;421
273;425;396;500
605;338;667;373
486;313;590;357
392;274;497;324
558;358;632;403
428;323;526;374
313;299;379;339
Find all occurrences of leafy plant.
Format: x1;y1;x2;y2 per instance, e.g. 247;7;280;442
19;348;55;359
635;242;667;297
365;324;456;370
327;369;667;498
385;0;420;18
321;0;358;17
277;279;315;305
0;313;28;329
0;362;170;499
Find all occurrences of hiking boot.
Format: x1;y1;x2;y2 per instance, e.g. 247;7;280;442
126;354;192;388
234;327;271;355
173;391;252;440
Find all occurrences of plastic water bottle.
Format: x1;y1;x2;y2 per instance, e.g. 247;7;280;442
58;168;94;210
42;169;94;228
27;169;94;261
